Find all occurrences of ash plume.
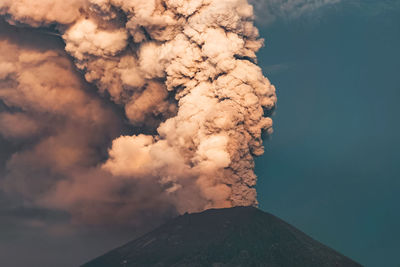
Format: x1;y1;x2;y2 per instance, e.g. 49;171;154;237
0;0;276;225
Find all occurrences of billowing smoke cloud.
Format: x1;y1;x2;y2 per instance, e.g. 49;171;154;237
0;0;276;225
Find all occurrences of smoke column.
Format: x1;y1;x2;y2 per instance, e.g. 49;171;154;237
0;0;276;225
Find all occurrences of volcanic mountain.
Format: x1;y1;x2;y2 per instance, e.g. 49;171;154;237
82;206;361;267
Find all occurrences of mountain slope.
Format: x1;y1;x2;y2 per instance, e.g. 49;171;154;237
82;206;362;267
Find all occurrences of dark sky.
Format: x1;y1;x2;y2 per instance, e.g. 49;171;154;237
255;1;400;266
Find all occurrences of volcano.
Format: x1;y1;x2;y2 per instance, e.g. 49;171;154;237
82;206;361;267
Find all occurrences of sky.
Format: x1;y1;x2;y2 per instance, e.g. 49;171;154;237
255;1;400;266
0;1;399;267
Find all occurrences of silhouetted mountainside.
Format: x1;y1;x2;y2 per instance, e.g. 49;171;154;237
82;206;361;267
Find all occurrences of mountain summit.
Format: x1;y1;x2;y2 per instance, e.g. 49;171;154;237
82;206;361;267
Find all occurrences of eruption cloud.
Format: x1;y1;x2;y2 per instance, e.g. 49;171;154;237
0;0;276;225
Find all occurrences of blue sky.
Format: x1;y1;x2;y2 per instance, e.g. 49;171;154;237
254;1;400;266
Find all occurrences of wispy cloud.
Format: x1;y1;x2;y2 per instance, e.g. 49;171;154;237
262;63;292;75
250;0;400;25
344;0;400;16
250;0;342;24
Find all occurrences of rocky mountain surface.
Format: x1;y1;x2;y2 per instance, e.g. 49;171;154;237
82;206;362;267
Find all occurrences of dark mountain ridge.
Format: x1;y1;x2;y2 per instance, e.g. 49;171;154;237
82;206;361;267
